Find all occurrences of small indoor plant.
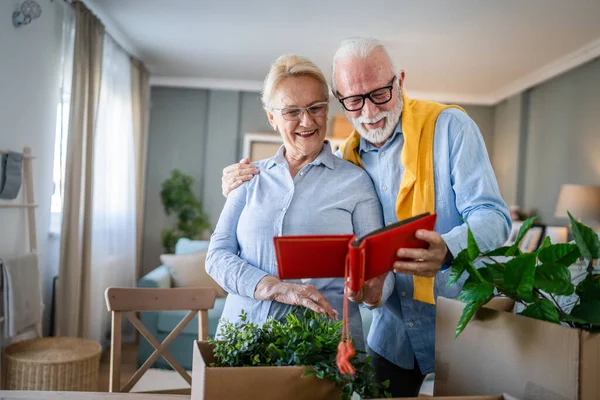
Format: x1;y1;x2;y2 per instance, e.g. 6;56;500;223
160;169;211;253
450;211;600;337
209;309;390;400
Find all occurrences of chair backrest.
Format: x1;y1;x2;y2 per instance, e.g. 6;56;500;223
104;287;216;394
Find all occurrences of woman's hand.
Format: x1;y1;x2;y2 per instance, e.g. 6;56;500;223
221;158;259;197
255;275;338;319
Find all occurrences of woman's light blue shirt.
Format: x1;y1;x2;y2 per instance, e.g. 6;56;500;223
206;141;384;350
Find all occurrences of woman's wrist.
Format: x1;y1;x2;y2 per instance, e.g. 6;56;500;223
254;275;283;300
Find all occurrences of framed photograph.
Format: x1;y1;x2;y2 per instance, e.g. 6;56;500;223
242;133;344;162
505;221;546;253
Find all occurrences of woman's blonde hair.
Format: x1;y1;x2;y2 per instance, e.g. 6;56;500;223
261;54;329;107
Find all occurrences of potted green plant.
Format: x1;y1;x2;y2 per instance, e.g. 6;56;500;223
450;211;600;337
199;310;390;400
160;169;211;253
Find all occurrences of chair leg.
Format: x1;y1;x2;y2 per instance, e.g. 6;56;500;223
109;311;122;392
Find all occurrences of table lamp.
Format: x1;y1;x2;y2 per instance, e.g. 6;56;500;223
555;184;600;230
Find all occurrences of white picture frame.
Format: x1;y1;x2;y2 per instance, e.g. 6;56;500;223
242;133;344;162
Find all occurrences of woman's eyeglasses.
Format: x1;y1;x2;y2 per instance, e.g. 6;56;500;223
269;101;329;121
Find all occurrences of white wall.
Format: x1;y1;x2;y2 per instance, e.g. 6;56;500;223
0;0;67;337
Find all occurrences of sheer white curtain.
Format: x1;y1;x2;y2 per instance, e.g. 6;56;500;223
88;34;136;345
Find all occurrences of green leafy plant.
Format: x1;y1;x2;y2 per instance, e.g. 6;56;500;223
450;211;600;338
160;169;211;253
210;309;390;399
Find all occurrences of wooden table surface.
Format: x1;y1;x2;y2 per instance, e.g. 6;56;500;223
0;392;190;400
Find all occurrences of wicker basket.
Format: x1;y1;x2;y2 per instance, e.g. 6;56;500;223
4;337;102;391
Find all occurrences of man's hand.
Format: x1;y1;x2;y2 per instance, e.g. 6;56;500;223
393;229;450;277
348;272;388;307
221;158;259;197
255;275;338;319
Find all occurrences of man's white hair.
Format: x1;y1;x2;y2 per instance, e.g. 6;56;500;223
331;37;397;93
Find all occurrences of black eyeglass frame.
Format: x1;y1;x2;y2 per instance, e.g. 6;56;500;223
337;76;397;112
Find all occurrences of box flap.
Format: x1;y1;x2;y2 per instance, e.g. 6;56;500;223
579;330;600;400
484;297;515;312
435;297;580;400
192;340;208;399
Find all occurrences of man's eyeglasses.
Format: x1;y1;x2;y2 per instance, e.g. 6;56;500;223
269;101;329;121
337;76;396;112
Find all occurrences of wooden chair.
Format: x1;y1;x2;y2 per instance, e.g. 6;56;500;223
104;287;216;394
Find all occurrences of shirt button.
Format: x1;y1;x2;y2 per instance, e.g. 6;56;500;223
401;292;407;296
408;322;414;328
380;151;385;157
382;185;388;191
282;207;287;211
299;172;304;176
387;222;394;226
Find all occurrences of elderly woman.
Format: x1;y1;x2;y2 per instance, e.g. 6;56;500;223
205;55;383;350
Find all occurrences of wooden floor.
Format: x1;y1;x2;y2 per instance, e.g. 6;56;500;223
98;343;138;392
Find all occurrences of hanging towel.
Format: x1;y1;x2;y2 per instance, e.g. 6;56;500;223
1;252;43;338
0;151;23;200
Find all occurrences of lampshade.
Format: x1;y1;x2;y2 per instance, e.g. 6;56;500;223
555;184;600;222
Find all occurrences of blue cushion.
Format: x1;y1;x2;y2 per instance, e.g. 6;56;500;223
175;238;210;255
138;265;171;289
156;297;226;338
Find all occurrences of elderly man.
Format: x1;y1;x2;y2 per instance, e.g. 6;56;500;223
222;38;510;397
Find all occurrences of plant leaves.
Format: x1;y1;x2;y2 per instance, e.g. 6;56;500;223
534;262;574;296
537;236;552;252
210;309;389;399
538;243;581;267
467;228;480;261
455;300;488;338
160;169;211;252
576;276;600;303
570;301;600;325
484;262;506;287
560;312;589;325
504;253;537;302
458;277;494;304
569;211;600;260
447;250;469;286
507;217;537;256
483;246;512;257
518;299;560;324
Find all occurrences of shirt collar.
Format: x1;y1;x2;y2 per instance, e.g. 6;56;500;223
359;118;403;153
266;140;335;170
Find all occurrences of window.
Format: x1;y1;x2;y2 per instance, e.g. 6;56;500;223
49;10;75;235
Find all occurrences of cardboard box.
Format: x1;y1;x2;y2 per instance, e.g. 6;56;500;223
435;297;600;400
191;340;339;400
398;396;519;400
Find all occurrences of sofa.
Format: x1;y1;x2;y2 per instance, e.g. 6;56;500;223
137;238;374;370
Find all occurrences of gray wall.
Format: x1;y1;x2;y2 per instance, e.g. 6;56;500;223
462;105;495;154
492;58;600;225
523;58;600;225
142;88;270;274
491;95;523;206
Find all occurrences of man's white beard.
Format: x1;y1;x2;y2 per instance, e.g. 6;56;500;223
347;96;403;145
